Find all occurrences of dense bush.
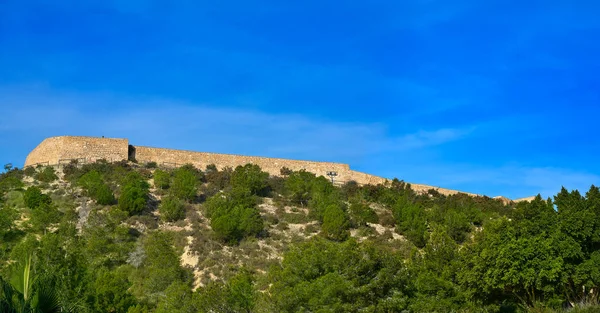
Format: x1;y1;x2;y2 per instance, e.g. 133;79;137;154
35;166;58;183
320;204;350;241
159;196;186;222
79;170;115;205
153;169;170;190
170;165;199;201
211;205;264;244
118;172;150;215
231;164;269;196
205;191;264;244
23;186;52;209
4;156;600;312
269;237;411;312
348;201;378;226
205;166;232;191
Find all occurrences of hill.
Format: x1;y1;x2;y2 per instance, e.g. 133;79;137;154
0;160;599;312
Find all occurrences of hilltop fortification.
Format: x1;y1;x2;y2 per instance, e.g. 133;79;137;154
25;135;479;197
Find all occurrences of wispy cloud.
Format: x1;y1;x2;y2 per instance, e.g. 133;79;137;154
0;86;471;164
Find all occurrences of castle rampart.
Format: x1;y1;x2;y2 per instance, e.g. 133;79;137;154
24;136;480;198
25;136;129;167
134;145;351;181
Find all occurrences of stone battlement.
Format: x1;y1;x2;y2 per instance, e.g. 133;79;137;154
25;135;482;198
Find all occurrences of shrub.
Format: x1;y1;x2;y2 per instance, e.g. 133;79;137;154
159;196;186;222
341;181;360;199
348;202;378;226
23;166;36;177
153;169;171;190
119;172;149;215
320;204;349;241
280;167;293;176
170;166;198;201
96;184;116;205
206;166;232;191
79;170;115;205
394;203;428;248
145;161;158;169
205;164;218;172
23;186;52;209
284;170;316;206
35;166;58;183
205;192;264;244
29;201;61;233
231;164;269;196
378;210;396;227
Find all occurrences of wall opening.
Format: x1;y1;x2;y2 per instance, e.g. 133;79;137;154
128;145;137;162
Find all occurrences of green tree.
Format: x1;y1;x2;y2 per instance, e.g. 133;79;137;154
79;170;115;205
211;205;263;244
0;204;18;240
91;267;137;313
159;196;186;222
196;269;256;313
320;204;349;241
155;281;199;313
153;169;171;190
82;208;134;268
284;170;315;206
118;173;149;215
130;231;187;303
35;167;58;183
394;201;428;248
23;186;52;210
348;201;378;226
29;202;62;234
269;237;411;312
231;164;269;196
170;166;198;201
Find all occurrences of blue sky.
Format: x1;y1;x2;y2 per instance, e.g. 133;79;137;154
1;0;599;199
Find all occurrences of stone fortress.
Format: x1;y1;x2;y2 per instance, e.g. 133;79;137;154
25;135;502;199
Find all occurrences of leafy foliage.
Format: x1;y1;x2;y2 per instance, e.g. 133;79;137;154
269;237;411;312
119;172;150;215
153;169;170;190
23;186;51;210
170;165;199;201
78;170;115;205
2;158;600;312
204;187;264;244
35;166;58;183
159;196;186;222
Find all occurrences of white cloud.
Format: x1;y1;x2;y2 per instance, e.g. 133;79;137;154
0;86;471;164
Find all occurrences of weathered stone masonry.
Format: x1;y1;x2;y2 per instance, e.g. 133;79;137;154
25;136;478;197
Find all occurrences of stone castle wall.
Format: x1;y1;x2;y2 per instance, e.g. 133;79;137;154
24;136;479;197
134;146;352;182
24;136;129;167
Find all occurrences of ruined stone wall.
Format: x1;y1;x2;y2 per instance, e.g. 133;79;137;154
24;136;481;198
24;137;65;167
24;136;129;167
134;146;351;180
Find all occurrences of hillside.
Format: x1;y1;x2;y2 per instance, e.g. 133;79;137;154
0;160;599;313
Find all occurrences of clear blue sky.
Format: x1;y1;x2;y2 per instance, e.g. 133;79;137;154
1;1;599;199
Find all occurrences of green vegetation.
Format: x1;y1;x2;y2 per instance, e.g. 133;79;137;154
119;172;150;215
35;166;58;183
159;196;186;222
153;169;170;190
170;165;200;201
1;161;599;312
79;170;115;205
